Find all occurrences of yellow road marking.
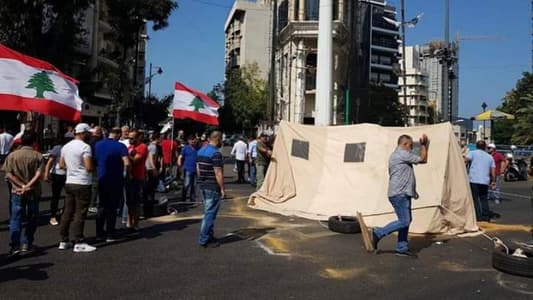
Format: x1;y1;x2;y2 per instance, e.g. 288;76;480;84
319;267;366;280
478;222;532;233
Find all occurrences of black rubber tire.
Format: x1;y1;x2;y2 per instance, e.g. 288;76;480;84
328;216;361;234
492;247;533;278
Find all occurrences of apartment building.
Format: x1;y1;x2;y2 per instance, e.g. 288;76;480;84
398;46;430;126
76;0;147;124
224;0;272;80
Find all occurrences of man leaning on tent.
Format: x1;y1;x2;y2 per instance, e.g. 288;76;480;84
360;133;429;258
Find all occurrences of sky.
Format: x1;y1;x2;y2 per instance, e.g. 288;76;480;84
146;0;531;118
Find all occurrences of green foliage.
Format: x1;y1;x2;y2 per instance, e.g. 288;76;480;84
0;0;92;71
139;94;173;129
26;71;57;98
492;119;513;145
223;64;267;131
365;85;404;126
104;0;177;123
497;72;533;145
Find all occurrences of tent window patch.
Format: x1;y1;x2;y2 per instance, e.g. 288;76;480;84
344;143;366;162
291;139;309;160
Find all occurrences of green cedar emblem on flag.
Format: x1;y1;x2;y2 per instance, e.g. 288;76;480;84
26;71;57;98
189;96;205;112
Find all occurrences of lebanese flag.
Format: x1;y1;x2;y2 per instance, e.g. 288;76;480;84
0;43;83;121
173;82;220;125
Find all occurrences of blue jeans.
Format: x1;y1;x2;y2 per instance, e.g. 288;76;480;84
198;189;221;245
10;193;39;248
182;171;196;201
488;176;501;202
249;160;257;185
374;195;412;253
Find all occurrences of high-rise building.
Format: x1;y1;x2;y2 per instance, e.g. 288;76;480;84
398;46;429;126
418;40;459;122
224;0;272;80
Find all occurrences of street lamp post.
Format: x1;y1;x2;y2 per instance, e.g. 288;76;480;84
481;101;487;140
400;0;408;126
146;63;163;98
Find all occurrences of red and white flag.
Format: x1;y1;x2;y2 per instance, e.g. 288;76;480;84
173;82;220;125
0;43;83;121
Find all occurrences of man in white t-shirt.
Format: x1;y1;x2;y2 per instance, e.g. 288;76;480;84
0;128;14;163
58;123;96;253
231;137;248;184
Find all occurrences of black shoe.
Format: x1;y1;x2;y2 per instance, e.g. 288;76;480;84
395;250;418;258
9;247;21;257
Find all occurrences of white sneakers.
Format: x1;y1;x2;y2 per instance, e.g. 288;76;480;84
73;243;97;253
58;242;96;253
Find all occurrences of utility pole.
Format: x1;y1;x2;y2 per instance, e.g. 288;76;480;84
445;0;453;122
315;0;333;126
268;0;278;122
400;0;408;126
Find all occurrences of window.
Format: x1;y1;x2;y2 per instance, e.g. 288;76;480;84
305;0;319;20
291;139;310;160
344;143;366;163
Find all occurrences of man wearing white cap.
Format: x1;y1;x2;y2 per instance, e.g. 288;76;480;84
58;123;96;252
487;144;508;204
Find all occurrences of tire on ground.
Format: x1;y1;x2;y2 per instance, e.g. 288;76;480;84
328;216;361;234
492;247;533;278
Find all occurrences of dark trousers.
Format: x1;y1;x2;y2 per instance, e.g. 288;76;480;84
50;174;66;217
470;183;490;221
236;160;245;183
60;184;91;242
96;182;122;237
143;172;158;217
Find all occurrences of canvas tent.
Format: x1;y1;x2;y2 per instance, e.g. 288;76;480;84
248;121;479;234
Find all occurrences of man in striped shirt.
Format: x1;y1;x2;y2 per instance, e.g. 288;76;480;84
196;131;225;248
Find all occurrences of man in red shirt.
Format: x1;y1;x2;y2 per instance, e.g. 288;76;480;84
487;144;508;204
161;133;178;177
126;130;148;230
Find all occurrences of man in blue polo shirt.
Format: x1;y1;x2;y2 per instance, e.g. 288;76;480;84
196;131;225;248
178;134;198;202
465;140;496;222
94;127;130;241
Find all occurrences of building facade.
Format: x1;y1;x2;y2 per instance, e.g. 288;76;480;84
273;0;400;125
224;0;272;80
76;0;147;125
398;46;429;126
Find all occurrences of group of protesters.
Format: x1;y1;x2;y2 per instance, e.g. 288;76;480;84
1;120;255;255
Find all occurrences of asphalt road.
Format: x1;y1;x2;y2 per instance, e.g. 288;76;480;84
0;160;532;299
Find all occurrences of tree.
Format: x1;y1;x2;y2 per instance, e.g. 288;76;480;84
0;0;92;71
365;85;404;126
496;72;533;145
139;94;173;129
26;71;57;98
104;0;178;123
223;64;267;131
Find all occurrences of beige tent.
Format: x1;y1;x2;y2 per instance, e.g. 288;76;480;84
248;121;478;234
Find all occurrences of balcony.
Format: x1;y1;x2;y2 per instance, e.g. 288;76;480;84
372;18;399;34
279;20;348;43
